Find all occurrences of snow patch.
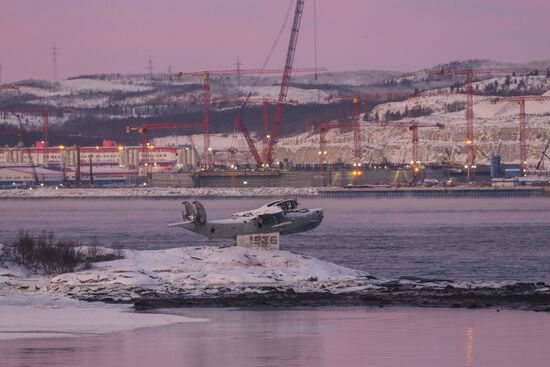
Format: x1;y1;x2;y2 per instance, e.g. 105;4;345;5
49;246;365;302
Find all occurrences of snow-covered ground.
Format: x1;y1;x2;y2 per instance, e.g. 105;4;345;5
238;85;331;104
49;246;365;301
0;303;203;340
2;240;549;338
0;257;205;340
0;244;365;339
0;187;318;199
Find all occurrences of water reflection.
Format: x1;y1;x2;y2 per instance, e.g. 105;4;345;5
466;326;474;367
1;308;550;367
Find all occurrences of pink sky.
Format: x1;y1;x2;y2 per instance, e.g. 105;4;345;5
1;0;549;83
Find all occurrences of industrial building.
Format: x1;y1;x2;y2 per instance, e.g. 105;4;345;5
0;140;200;186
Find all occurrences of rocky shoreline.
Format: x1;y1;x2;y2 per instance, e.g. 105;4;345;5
99;280;550;312
4;246;550;312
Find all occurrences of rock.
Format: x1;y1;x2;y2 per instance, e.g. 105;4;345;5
77;273;99;283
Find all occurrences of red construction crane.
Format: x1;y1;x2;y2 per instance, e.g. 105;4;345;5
363;119;445;178
126;121;205;172
435;67;540;179
317;121;358;166
0;107;49;146
408;121;445;178
322;91;456;165
235;114;262;167
536;139;550;170
173;65;323;169
212;96;297;167
265;0;305;166
491;95;550;174
321;96;362;165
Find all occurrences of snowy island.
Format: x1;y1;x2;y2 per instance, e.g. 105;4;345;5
2;245;550;313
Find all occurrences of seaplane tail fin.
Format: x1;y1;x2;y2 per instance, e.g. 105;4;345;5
178;200;207;224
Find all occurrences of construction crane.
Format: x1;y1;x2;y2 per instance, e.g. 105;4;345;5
0;107;49;146
209;96;298;168
434;67;540;179
408;121;445;180
126;121;205;174
317;121;358;166
321;96;362;165
235;114;263;167
15;115;39;185
362;119;445;180
265;0;305;166
211;147;239;187
173;64;323;169
491;95;550;174
321;91;456;166
536;139;550;170
0;106;75;166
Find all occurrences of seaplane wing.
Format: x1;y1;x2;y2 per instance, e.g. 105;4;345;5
232;199;298;219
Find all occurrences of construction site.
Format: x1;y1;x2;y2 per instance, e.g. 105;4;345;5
1;0;550;190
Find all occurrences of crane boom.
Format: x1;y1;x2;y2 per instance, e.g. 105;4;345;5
536;139;550;170
235;114;262;166
266;0;305;165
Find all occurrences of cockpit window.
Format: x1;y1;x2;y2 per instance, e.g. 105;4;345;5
277;199;298;211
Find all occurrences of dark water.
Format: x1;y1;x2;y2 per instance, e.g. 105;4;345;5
1;198;550;282
2;307;550;367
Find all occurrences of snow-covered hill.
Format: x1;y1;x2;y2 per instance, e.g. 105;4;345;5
155;87;550;166
2;59;550;166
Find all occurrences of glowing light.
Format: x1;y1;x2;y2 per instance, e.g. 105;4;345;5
117;146;124;151
58;145;65;150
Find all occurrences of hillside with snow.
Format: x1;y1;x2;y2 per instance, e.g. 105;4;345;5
1;59;550;165
155;85;550;166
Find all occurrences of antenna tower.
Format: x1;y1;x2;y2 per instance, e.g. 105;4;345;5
147;56;153;80
51;43;59;82
234;56;243;86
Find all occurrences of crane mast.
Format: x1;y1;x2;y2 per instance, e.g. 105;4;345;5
266;0;305;166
